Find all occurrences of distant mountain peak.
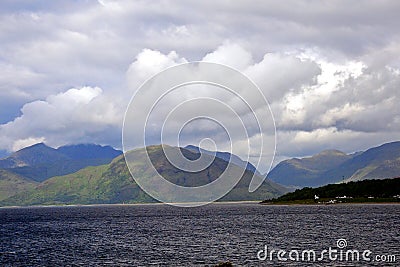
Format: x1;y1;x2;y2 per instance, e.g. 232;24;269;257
268;141;400;187
0;142;66;169
58;143;114;149
0;145;289;206
27;142;46;147
183;144;260;175
19;142;53;151
0;142;122;182
57;143;121;159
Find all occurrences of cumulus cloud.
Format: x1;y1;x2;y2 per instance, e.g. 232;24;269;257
202;42;253;71
245;53;321;103
126;43;400;171
2;40;400;173
2;0;398;107
0;86;120;151
126;49;187;90
0;1;400;171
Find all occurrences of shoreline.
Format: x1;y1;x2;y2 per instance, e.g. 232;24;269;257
0;200;262;209
2;200;400;209
260;201;400;206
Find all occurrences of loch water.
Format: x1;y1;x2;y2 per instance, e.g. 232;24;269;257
1;203;399;266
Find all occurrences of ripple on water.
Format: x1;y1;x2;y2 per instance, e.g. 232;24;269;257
0;204;399;266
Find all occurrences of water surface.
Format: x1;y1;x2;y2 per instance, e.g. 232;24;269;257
1;203;399;266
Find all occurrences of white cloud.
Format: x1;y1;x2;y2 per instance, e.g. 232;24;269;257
243;52;321;108
0;0;400;167
2;42;400;172
203;42;253;71
0;86;120;151
12;137;45;152
126;49;187;90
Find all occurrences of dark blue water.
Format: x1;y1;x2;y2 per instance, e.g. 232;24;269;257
0;203;399;266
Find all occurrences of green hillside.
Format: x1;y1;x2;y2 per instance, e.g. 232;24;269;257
263;177;400;204
321;142;400;185
1;145;288;206
344;158;400;182
0;169;37;201
0;143;122;182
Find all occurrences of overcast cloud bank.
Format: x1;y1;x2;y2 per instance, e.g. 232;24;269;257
0;0;399;171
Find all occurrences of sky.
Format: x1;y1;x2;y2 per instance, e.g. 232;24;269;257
0;0;400;172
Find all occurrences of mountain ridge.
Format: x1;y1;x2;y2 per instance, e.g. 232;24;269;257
0;143;122;182
268;141;400;187
0;145;289;206
2;140;400;205
184;145;261;175
0;143;68;169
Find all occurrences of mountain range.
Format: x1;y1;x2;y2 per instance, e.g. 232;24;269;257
0;145;288;206
1;140;400;206
185;145;261;175
0;143;121;201
267;141;400;187
0;143;122;182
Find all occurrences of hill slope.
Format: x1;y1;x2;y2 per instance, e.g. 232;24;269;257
185;145;261;175
328;142;400;183
0;143;122;182
0;143;68;169
0;169;37;201
267;150;352;187
57;144;122;160
268;141;400;187
1;145;289;206
263;177;400;204
345;158;400;182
